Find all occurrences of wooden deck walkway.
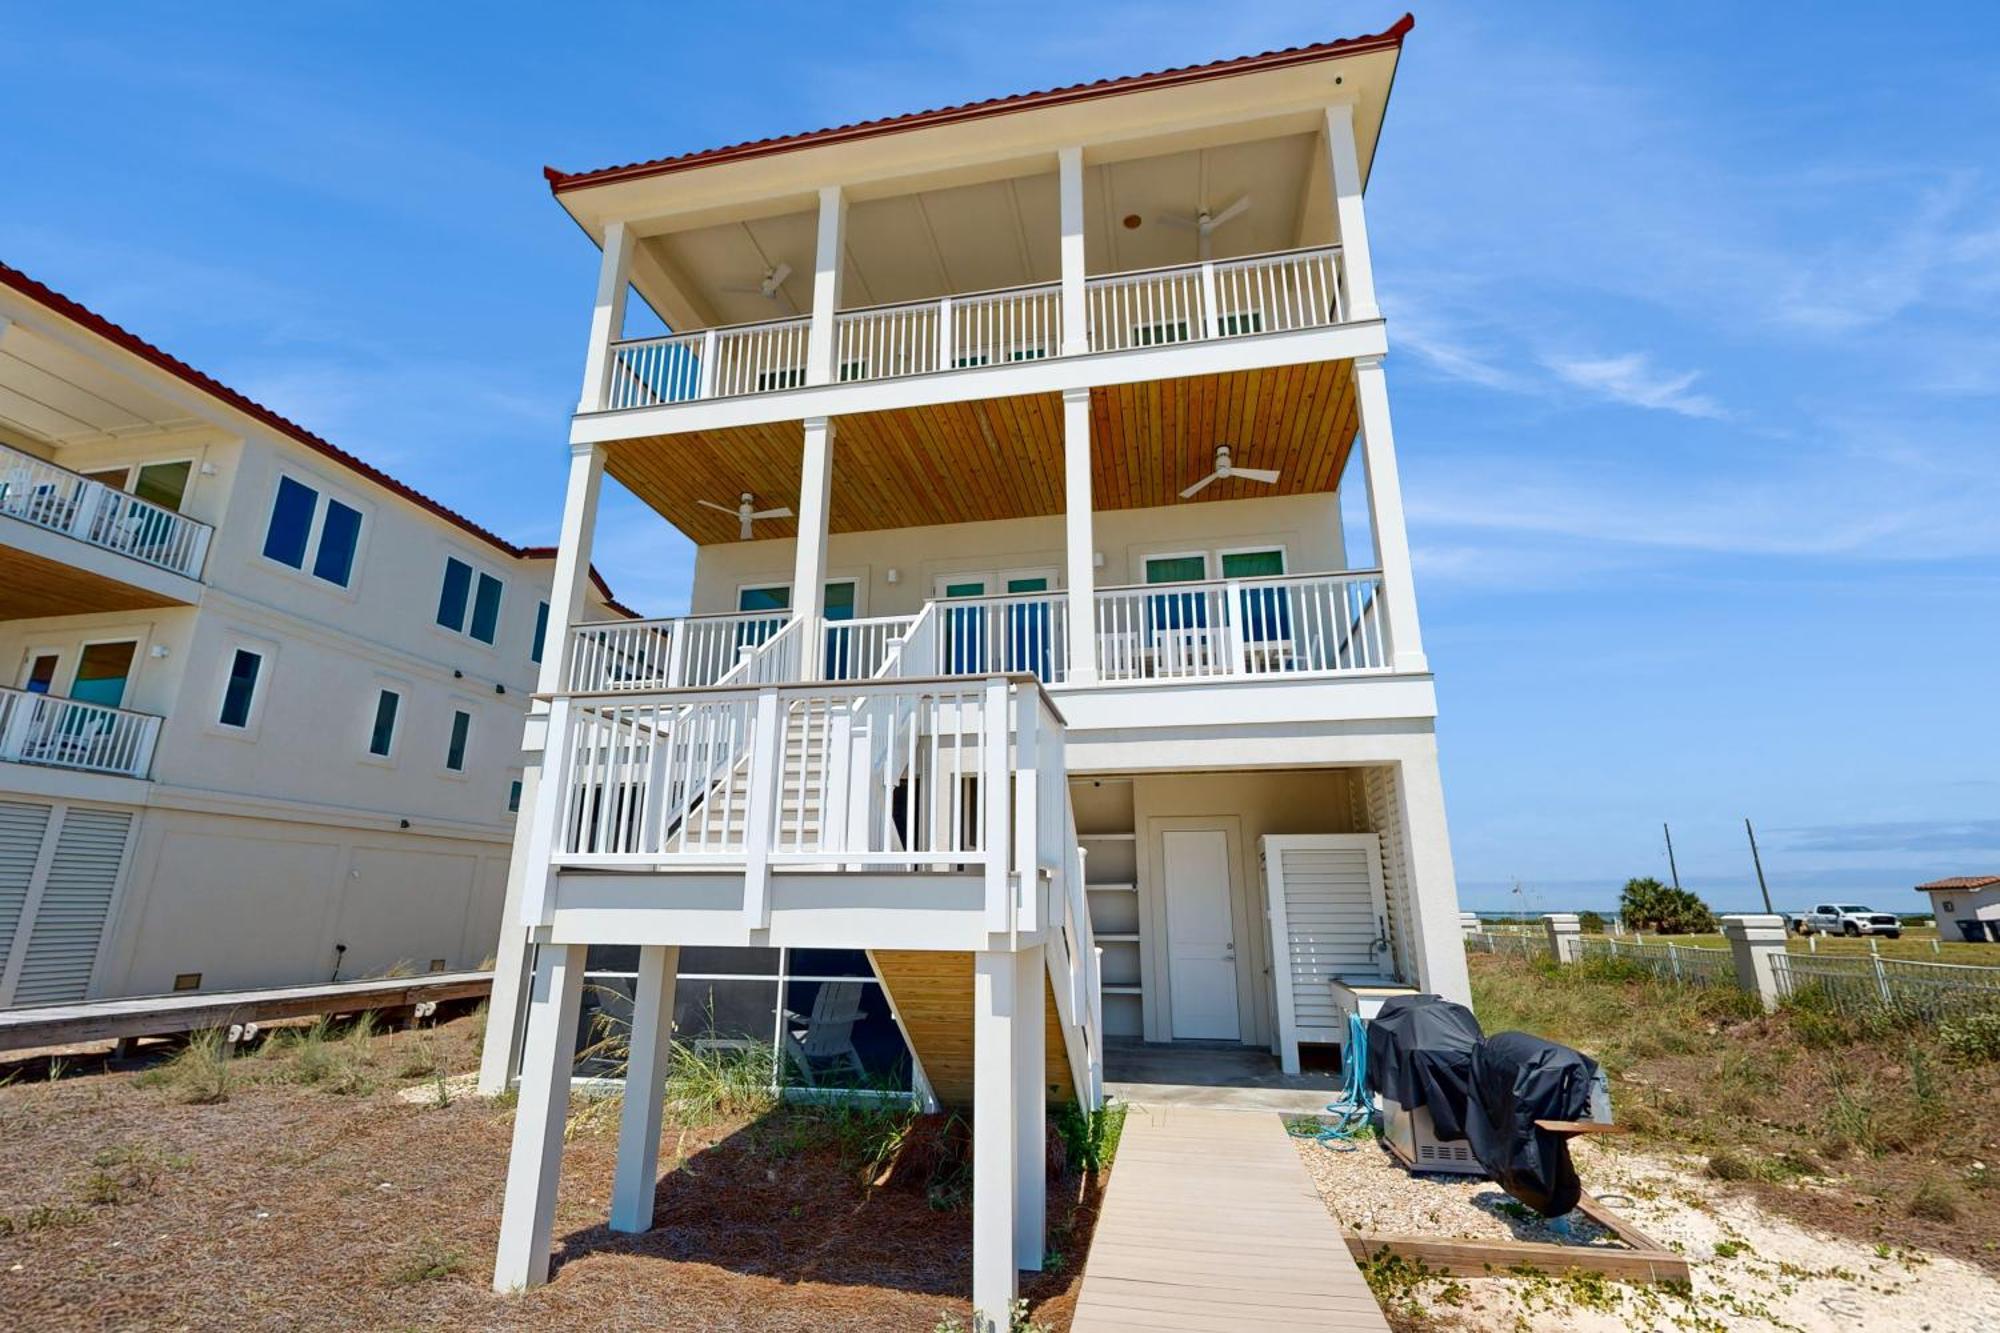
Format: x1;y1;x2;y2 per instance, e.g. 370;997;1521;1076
0;970;492;1053
1072;1104;1390;1332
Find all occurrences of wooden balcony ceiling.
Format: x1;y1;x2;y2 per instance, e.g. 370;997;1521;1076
608;361;1356;544
0;540;183;619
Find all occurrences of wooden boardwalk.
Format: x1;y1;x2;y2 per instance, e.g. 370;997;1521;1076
0;970;492;1053
1072;1104;1390;1332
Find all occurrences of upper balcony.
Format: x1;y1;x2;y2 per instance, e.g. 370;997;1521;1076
0;439;211;619
598;244;1353;418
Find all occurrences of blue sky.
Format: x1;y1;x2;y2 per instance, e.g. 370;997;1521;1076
4;4;1996;912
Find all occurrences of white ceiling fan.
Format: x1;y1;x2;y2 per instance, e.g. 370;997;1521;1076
1160;195;1253;259
1180;445;1280;499
697;492;794;540
719;262;794;301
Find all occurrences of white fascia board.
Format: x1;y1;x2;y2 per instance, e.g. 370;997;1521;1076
570;319;1388;445
550;871;993;949
1053;671;1437;732
1;514;205;606
1064;718;1441;774
0;761;153;806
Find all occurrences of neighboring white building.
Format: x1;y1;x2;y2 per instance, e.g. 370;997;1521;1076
485;16;1468;1321
0;262;630;1007
1917;876;2000;943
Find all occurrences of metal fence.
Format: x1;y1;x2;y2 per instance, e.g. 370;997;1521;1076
1771;951;2000;1022
1472;927;2000;1026
1575;935;1737;990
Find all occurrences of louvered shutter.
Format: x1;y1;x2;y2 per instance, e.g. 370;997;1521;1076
13;808;131;1005
0;801;53;990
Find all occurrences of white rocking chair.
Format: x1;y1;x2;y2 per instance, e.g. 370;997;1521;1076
781;981;868;1086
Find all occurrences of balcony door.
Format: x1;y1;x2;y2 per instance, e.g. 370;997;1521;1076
736;579;856;676
934;568;1057;680
69;641;137;708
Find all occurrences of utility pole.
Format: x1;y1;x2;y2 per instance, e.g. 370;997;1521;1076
1663;822;1682;892
1745;818;1773;914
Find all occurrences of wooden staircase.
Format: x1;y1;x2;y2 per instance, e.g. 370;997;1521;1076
870;949;1075;1107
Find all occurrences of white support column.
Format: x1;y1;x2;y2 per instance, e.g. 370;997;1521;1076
479;442;605;1093
805;185;846;386
1324;104;1379;322
609;944;681;1232
1061;387;1096;684
1013;944;1046;1273
578;220;636;412
1392;745;1472;1006
1058;147;1088;356
790;416;835;670
537;444;608;697
1353;355;1427;674
492;941;587;1292
972;949;1020;1327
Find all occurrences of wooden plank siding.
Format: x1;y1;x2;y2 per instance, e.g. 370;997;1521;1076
869;949;1073;1108
0;541;187;619
604;363;1358;546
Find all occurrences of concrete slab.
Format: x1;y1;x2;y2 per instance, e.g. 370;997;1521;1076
1104;1039;1341;1115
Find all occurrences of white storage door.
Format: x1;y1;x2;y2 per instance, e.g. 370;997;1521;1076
13;807;131;1006
0;801;53;988
1262;834;1391;1074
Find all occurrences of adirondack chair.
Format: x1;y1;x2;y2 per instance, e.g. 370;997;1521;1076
781;981;868;1086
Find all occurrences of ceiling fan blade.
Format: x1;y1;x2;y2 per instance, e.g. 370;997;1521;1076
750;506;793;521
1207;195;1253;229
1232;468;1281;484
695;498;738;514
1158;213;1201;231
766;261;793;288
1179;472;1220;499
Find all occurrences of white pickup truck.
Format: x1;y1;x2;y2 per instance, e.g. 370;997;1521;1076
1796;903;1903;939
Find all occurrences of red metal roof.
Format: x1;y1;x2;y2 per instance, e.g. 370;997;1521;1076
1916;876;2000;892
544;14;1414;195
0;260;632;616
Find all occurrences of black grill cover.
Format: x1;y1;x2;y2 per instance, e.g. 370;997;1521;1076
1464;1031;1599;1217
1364;995;1483;1142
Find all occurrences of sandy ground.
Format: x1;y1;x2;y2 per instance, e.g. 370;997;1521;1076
1293;1129;1996;1332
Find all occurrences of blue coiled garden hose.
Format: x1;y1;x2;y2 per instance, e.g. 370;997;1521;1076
1292;1010;1373;1151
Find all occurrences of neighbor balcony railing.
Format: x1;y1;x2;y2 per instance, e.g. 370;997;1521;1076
596;245;1347;411
0;686;162;779
0;442;213;580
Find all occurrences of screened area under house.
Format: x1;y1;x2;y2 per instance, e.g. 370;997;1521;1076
566;946;918;1094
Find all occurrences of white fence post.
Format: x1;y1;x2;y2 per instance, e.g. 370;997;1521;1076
1720;913;1788;1011
1542;912;1582;965
1459;911;1480;938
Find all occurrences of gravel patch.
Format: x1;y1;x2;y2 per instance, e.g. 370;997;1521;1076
1290;1127;1623;1247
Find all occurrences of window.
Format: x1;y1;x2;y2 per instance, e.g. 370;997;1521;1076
508;779;523;813
437;559;501;644
469;572;503;644
263;476;363;587
263;477;317;568
436;558;473;630
22;652;60;695
313;499;363;586
71;641;137;708
132;461;192;511
1143;554;1209;584
530;601;550;664
367;689;401;758
736;585;789;614
1220;549;1285;579
445;710;472;772
218;649;263;728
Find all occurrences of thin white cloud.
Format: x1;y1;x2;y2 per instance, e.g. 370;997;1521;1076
1540;351;1726;419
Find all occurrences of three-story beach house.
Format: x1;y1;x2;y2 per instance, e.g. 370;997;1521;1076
0;263;627;1009
487;15;1468;1321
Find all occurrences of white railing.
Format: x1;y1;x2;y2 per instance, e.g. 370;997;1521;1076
1772;951;2000;1021
588;248;1346;412
1085;246;1344;354
1045;805;1104;1109
0;442;212;579
1577;935;1737;989
566;611;791;692
922;592;1069;685
0;686;161;779
822;615;918;682
1092;570;1388;682
548;673;1058;885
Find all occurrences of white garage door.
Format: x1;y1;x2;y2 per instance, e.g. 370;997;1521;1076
0;801;54;989
12;808;132;1006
